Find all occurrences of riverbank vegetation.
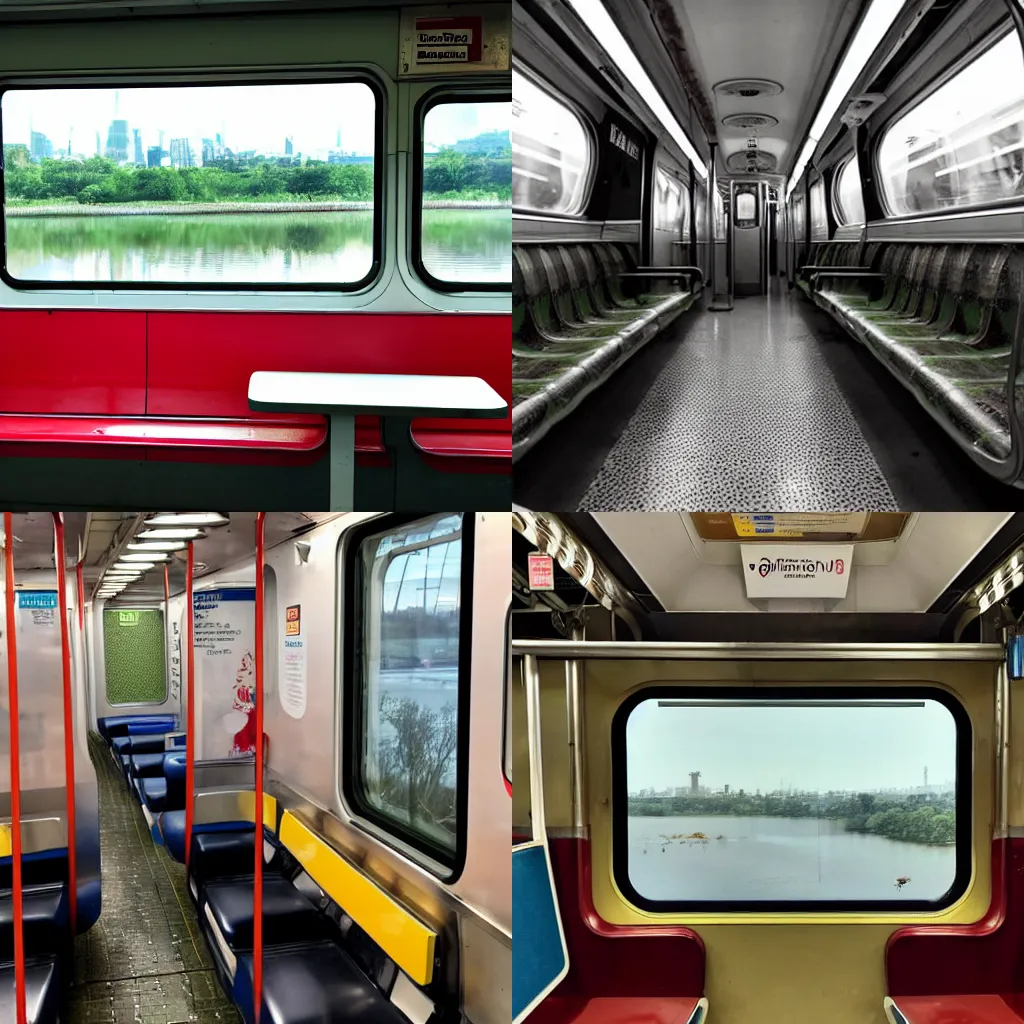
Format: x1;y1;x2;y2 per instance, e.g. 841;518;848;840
2;144;511;206
628;790;955;845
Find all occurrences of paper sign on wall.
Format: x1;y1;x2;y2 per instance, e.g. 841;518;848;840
527;553;554;591
193;588;256;759
741;544;854;599
732;513;868;538
281;603;306;720
169;620;182;706
17;591;57;629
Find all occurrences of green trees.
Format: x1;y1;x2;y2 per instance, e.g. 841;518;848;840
422;146;511;200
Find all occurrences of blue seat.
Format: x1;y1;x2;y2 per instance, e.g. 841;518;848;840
0;884;68;961
130;753;167;778
159;811;254;864
126;720;175;737
0;958;60;1024
141;777;168;812
111;736;132;756
233;941;408;1024
190;831;256;896
98;715;175;740
202;876;329;953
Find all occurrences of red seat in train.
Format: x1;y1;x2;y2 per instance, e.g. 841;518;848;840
529;997;706;1024
885;995;1024;1024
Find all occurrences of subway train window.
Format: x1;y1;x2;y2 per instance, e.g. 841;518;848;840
511;66;592;214
418;96;512;286
791;192;806;239
654;165;688;233
833;156;865;224
349;512;465;865
1;81;379;286
713;187;727;239
103;606;167;705
879;31;1024;215
809;178;828;238
617;690;966;908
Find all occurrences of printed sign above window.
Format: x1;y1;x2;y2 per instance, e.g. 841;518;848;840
399;5;510;76
741;544;854;599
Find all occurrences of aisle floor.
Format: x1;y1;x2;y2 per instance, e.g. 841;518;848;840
67;735;239;1024
514;281;1024;510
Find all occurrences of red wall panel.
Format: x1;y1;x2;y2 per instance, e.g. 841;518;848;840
0;310;147;414
145;311;512;432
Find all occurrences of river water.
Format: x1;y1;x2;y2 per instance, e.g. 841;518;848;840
628;814;957;902
4;207;510;285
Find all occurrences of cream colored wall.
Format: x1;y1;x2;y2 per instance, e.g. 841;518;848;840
518;655;1000;1024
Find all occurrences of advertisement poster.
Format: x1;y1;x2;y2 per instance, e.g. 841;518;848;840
193;588;256;758
281;603;306;720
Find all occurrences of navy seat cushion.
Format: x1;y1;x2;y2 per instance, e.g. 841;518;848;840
131;753;167;778
0;885;67;960
160;812;255;864
203;876;329;952
0;958;60;1024
190;831;257;895
141;777;168;812
100;714;175;739
235;941;407;1024
111;736;132;755
127;720;174;736
164;752;186;778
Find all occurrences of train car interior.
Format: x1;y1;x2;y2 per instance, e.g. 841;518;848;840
511;0;1024;511
511;510;1024;1024
0;0;511;512
0;509;510;1023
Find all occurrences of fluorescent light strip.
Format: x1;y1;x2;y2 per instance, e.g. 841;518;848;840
145;512;228;527
127;541;188;552
119;552;170;562
114;562;154;571
136;528;205;540
786;0;906;201
562;0;708;179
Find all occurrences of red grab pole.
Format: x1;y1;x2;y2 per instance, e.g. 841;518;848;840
253;512;266;1024
184;541;195;871
75;563;84;632
52;514;78;936
3;513;26;1024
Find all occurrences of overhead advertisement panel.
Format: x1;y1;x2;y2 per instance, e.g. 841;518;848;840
399;4;510;77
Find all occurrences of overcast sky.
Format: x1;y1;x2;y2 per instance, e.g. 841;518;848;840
3;86;508;158
626;698;957;793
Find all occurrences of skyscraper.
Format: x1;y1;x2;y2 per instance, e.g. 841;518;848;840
29;131;53;162
133;129;144;166
284;137;293;156
105;120;130;162
146;146;165;168
169;138;193;168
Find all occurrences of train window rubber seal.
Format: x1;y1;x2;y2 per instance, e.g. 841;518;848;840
410;85;511;295
610;683;973;914
0;71;386;293
341;512;474;883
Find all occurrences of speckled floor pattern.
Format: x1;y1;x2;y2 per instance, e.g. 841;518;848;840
577;289;900;511
67;735;239;1023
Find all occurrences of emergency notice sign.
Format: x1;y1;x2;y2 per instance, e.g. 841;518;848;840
415;16;482;63
399;6;510;76
528;553;555;591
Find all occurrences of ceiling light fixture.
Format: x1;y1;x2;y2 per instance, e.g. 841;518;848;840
144;512;229;528
127;541;188;552
114;561;155;571
136;528;206;540
119;552;170;563
561;0;708;179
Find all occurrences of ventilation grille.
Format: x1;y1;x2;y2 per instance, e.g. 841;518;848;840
725;150;778;173
714;78;783;98
721;113;778;129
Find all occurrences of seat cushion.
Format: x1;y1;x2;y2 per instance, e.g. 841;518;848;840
99;714;175;740
235;941;409;1024
111;736;132;755
131;752;167;778
140;777;168;813
0;957;60;1024
529;997;705;1024
159;810;254;864
203;876;329;952
0;884;68;961
885;995;1024;1024
190;831;257;895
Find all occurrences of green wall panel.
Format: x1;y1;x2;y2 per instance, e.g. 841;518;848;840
104;608;167;706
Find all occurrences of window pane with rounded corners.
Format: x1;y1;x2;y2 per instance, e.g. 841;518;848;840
512;68;592;215
810;179;828;238
878;32;1024;215
654;165;687;234
622;693;961;906
835;157;865;225
420;99;510;286
2;82;377;286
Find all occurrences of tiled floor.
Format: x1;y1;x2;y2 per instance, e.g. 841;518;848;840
67;736;239;1023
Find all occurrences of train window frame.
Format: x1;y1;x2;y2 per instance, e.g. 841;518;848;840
411;85;511;294
874;26;1024;219
511;61;597;220
832;155;866;226
0;72;386;292
340;512;474;882
653;162;689;236
610;684;972;914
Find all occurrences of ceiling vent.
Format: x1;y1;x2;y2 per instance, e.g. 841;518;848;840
721;113;778;129
725;149;778;173
714;79;783;98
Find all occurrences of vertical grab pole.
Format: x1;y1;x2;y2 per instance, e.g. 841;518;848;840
52;513;78;936
253;512;266;1024
184;541;195;871
3;513;26;1024
76;563;84;631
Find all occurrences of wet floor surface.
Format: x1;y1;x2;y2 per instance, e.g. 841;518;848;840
67;735;239;1024
514;281;1024;510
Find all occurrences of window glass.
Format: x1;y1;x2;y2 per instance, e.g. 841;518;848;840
420;98;510;287
810;179;828;238
353;513;464;863
694;181;708;242
879;32;1024;215
2;82;377;286
834;157;865;224
713;188;727;240
512;68;592;214
103;608;167;705
735;190;756;224
619;691;963;908
791;194;806;239
654;165;687;234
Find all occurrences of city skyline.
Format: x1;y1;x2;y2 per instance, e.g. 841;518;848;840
625;697;958;793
